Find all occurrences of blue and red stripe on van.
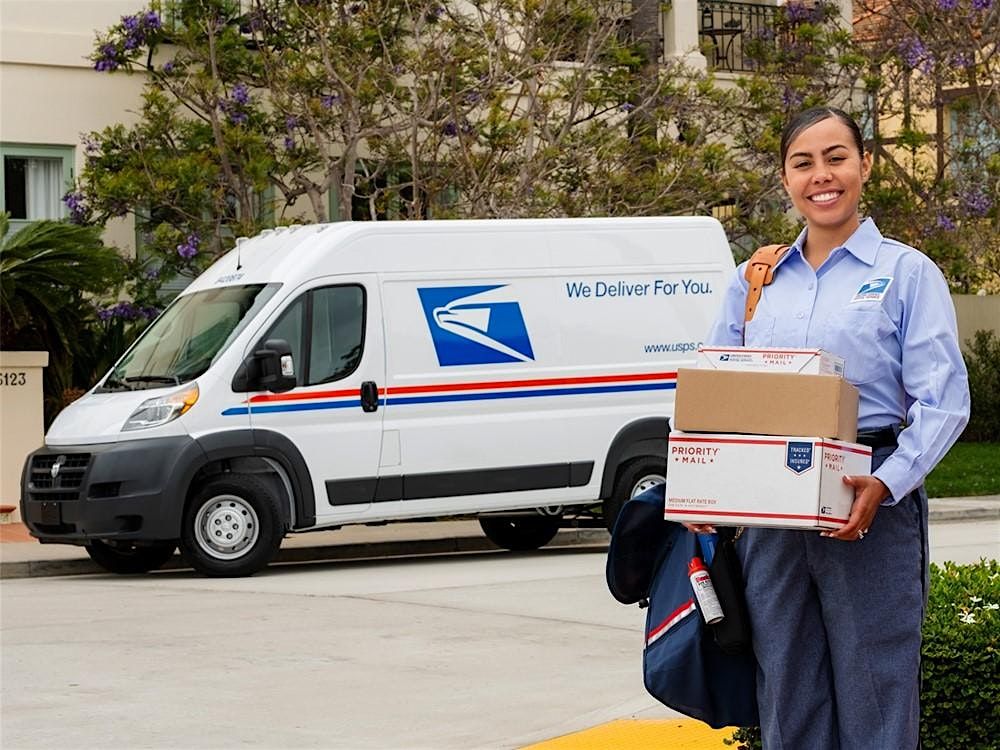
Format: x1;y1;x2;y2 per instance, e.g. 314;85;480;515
221;371;677;416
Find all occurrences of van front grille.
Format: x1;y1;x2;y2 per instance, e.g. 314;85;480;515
28;453;92;494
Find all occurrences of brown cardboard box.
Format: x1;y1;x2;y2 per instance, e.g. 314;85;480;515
672;368;859;442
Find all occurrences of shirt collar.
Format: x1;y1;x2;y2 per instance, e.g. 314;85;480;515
783;217;882;269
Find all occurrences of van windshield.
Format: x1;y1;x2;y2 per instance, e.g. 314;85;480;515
97;284;279;392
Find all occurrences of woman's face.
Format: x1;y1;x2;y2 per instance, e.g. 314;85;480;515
781;116;872;235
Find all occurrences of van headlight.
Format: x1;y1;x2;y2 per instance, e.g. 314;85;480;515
122;384;199;432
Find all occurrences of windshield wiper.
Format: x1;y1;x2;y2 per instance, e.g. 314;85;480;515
124;375;181;386
98;376;134;392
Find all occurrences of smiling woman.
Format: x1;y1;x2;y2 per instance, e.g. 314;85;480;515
700;106;970;750
779;110;871;266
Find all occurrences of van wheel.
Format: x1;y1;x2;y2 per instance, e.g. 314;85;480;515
479;515;561;551
85;540;177;574
180;474;284;577
604;456;667;532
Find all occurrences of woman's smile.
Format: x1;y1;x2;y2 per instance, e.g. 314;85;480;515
807;190;843;205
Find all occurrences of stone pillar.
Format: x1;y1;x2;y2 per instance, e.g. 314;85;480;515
0;351;49;523
663;0;708;72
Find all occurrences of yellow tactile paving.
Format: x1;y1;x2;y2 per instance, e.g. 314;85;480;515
521;719;736;749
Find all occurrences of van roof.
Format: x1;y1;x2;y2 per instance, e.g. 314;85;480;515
184;216;733;294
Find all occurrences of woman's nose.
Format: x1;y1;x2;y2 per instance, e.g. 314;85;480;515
811;166;832;182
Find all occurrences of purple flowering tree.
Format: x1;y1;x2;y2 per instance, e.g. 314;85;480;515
855;0;999;291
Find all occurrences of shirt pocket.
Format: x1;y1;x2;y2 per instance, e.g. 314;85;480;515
743;314;775;347
821;307;896;385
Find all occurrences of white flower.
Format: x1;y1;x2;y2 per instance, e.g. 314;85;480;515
959;612;977;624
970;596;983;604
984;603;999;611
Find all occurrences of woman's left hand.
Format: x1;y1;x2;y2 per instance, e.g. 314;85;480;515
822;475;891;542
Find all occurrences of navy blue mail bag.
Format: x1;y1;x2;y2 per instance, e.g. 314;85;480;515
606;484;759;729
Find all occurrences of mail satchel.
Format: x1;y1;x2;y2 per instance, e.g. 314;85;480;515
606;485;758;728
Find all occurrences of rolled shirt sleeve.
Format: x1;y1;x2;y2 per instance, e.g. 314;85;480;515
872;259;970;503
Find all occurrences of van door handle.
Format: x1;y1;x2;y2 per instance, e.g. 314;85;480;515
360;381;379;412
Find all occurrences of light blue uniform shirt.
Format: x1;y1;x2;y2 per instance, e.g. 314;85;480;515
707;218;970;504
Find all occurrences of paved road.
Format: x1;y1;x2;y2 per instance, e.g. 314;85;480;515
2;518;997;750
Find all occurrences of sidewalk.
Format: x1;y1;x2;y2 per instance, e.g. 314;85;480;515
3;495;999;579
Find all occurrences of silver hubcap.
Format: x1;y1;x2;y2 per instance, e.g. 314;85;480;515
631;473;665;499
193;494;260;560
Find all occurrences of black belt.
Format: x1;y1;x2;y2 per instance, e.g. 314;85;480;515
856;426;898;450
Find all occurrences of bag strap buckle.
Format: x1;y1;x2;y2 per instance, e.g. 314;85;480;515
743;243;790;324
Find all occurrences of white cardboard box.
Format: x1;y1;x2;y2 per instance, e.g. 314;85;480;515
696;346;845;376
664;431;872;530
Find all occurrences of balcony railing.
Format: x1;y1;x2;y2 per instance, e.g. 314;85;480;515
698;1;779;73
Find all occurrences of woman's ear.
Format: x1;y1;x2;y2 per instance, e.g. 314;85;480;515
861;151;873;183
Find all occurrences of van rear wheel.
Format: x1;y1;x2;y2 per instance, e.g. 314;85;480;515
479;515;561;551
604;456;667;532
85;540;176;574
180;474;284;577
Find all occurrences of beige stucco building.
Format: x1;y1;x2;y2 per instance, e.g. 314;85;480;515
1;0;151;250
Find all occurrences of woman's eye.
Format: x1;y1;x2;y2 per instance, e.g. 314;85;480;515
793;161;810;169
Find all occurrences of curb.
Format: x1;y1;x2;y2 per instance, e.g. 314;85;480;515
3;503;997;580
0;527;611;580
927;506;1000;522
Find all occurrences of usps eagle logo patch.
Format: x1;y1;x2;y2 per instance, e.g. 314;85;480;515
851;277;893;303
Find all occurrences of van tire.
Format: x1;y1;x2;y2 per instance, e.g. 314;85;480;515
180;474;284;577
604;456;667;532
85;540;177;574
479;515;561;551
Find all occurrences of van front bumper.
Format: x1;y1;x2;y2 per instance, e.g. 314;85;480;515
20;436;204;544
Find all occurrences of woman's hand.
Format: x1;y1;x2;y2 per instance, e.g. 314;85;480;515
822;475;891;542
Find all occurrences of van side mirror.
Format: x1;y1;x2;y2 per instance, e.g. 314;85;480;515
232;338;297;393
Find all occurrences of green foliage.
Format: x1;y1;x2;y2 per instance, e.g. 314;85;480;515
0;214;123;352
0;214;128;422
75;0;997;301
921;560;1000;750
924;442;1000;497
962;330;1000;442
727;560;1000;750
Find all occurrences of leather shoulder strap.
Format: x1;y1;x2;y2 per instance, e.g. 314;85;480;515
743;244;790;324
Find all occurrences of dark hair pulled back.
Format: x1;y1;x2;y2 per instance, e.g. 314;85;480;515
780;107;865;171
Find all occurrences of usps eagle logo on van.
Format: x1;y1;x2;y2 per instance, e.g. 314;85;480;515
417;285;535;366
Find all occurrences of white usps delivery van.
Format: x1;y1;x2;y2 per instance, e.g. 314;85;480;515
21;217;734;576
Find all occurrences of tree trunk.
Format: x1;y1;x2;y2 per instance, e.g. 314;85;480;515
629;0;662;172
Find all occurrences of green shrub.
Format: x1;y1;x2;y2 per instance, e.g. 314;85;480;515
963;329;1000;442
921;559;1000;750
727;559;1000;750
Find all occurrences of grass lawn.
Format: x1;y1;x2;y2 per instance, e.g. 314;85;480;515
924;442;1000;498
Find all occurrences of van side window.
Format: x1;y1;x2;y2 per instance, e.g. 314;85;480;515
309;285;365;384
261;285;365;387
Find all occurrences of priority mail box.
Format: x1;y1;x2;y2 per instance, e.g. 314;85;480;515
673;369;859;442
664;431;873;530
697;346;845;376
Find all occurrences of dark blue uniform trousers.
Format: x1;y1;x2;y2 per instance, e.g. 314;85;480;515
737;446;928;750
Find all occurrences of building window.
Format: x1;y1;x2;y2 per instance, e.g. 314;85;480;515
1;144;74;226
